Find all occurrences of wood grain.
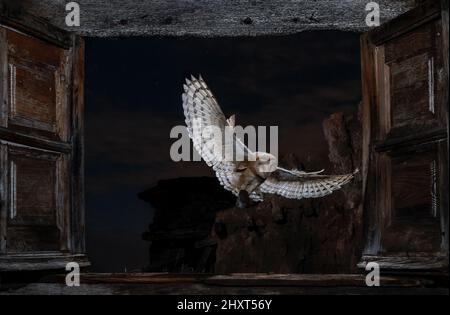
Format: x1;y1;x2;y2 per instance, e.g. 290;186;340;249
360;0;448;269
5;28;69;140
439;0;449;253
384;21;434;63
391;149;435;219
0;3;72;48
6;226;59;252
359;255;448;270
0;28;7;127
10;155;56;225
0;253;89;271
17;0;414;37
370;0;440;45
0;13;87;269
6;29;62;66
380;21;445;139
9;62;56;130
1;273;448;295
0;144;7;254
70;36;85;254
0;127;71;153
4;145;61;252
360;33;382;258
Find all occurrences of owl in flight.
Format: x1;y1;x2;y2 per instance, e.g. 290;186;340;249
182;75;357;204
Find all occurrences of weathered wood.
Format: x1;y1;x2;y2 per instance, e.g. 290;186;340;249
2;28;51;136
360;34;377;250
4;283;449;295
0;128;72;153
57;153;70;252
1;273;448;295
391;148;438;220
372;142;444;257
381;19;446;140
0;253;89;271
16;0;415;37
5;27;70;141
0;11;87;270
70;36;85;254
55;273;208;285
440;0;449;254
391;54;431;126
383;21;435;63
438;138;449;253
2;145;72;253
7;227;60;252
370;0;440;44
0;144;7;254
374;128;447;152
358;255;448;270
44;273;431;287
203;273;430;287
375;45;390;140
0;2;72;48
360;0;448;269
8;147;57;227
0;28;7;127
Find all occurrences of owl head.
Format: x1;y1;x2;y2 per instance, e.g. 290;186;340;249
253;152;278;176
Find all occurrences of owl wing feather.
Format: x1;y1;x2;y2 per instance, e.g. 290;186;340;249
259;167;358;199
182;75;226;169
182;75;251;195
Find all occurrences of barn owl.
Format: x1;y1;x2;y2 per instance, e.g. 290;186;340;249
182;75;357;203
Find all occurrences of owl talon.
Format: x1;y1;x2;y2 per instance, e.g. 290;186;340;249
236;190;251;208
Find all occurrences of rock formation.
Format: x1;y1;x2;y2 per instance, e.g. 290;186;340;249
140;106;363;273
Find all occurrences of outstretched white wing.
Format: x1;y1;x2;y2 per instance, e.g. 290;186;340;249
182;75;251;195
259;167;358;199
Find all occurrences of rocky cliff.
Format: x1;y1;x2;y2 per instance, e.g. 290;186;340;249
140;107;363;273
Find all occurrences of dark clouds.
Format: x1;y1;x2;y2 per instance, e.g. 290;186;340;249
85;31;361;272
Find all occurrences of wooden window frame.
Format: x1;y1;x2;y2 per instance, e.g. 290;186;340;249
0;0;447;274
0;9;88;271
359;0;449;271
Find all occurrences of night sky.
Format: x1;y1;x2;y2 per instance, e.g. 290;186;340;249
84;31;361;272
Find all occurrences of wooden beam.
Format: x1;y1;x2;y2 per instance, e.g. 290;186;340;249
16;0;415;37
70;36;86;255
369;0;441;44
358;255;449;271
1;273;448;295
0;145;7;254
0;2;72;48
0;128;72;153
57;272;437;287
440;0;449;254
0;254;90;272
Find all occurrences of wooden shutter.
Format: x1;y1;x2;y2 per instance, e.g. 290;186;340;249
0;10;87;271
360;0;448;270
